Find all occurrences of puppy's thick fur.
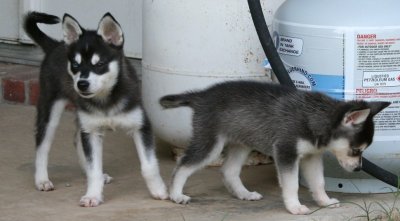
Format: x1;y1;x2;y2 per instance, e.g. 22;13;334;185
160;81;390;214
24;12;168;207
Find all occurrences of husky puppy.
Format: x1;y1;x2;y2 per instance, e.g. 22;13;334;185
160;81;390;215
24;12;168;207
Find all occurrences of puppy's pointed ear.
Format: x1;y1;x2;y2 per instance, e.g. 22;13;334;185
342;109;370;127
97;13;123;47
62;13;83;45
369;101;391;117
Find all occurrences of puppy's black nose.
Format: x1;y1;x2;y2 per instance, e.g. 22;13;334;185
77;80;90;92
353;166;362;172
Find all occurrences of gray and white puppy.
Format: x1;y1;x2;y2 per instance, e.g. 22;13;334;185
160;80;390;215
24;12;168;207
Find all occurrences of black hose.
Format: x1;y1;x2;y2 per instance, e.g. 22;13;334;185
362;158;399;188
247;0;399;188
247;0;295;88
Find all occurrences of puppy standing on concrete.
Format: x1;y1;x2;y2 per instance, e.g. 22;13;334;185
160;80;390;215
24;12;168;207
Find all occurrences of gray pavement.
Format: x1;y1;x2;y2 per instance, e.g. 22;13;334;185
0;103;398;221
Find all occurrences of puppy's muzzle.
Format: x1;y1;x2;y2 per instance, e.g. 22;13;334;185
353;165;362;172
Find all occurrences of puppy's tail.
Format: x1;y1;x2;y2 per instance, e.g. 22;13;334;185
159;93;198;109
24;11;61;54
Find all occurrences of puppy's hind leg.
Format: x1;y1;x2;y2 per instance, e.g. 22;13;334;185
35;98;67;191
170;135;226;204
221;145;262;201
131;116;168;200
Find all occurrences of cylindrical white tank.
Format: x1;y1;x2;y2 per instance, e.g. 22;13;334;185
273;0;400;193
142;1;279;148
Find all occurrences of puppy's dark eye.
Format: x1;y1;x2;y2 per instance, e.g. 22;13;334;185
352;149;361;156
71;61;80;69
96;61;105;67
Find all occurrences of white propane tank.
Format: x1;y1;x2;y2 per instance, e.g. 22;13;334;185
142;1;278;148
273;0;400;193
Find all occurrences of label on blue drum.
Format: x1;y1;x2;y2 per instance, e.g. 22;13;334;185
287;66;344;100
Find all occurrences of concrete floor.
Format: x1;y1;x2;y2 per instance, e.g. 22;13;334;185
0;103;398;221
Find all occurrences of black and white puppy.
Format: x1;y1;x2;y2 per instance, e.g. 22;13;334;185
24;12;168;207
160;81;390;215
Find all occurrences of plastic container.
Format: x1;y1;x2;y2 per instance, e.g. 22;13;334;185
273;0;400;193
142;1;272;148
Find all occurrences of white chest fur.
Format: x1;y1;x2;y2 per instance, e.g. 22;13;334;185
296;139;324;158
78;106;144;133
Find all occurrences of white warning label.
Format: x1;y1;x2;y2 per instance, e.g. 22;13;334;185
363;71;400;87
277;35;303;56
356;34;400;71
346;30;400;140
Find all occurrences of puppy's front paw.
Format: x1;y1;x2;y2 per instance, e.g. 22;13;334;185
237;191;263;201
318;198;340;208
286;204;311;215
79;196;103;207
36;180;55;191
170;193;191;204
150;187;169;200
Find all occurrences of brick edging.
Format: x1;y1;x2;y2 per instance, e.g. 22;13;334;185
0;63;40;105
